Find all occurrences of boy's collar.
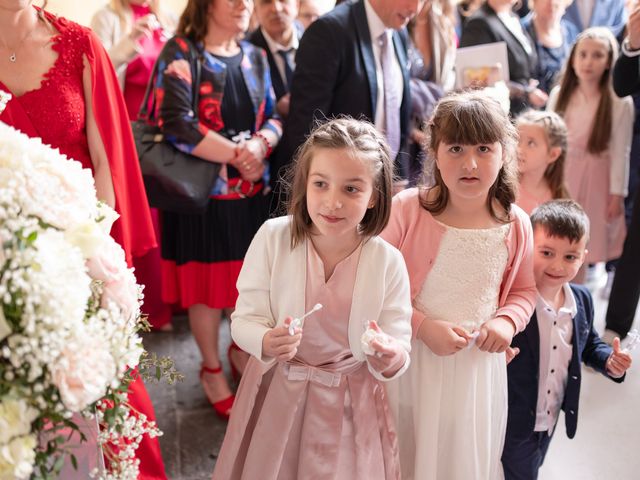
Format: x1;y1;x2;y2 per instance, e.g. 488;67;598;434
537;283;577;318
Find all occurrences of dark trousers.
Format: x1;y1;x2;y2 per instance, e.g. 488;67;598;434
606;186;640;338
502;430;554;480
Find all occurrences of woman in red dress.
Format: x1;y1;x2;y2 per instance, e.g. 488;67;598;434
0;1;166;478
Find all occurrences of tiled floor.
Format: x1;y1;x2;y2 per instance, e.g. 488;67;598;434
143;273;640;479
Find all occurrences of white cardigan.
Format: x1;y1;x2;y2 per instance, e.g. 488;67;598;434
230;216;413;382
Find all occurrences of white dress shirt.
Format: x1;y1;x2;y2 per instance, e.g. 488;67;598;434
576;0;595;29
261;28;299;86
534;283;577;434
364;0;403;133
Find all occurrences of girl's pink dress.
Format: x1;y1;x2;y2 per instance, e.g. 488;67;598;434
212;241;400;480
563;98;626;262
516;184;552;216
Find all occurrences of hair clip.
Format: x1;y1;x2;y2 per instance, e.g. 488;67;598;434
288;303;323;336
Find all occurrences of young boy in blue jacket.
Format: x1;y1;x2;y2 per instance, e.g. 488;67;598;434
502;200;633;479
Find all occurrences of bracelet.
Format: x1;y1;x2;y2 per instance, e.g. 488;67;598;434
253;131;273;158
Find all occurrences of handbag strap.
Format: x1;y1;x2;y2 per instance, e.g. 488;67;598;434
138;37;203;123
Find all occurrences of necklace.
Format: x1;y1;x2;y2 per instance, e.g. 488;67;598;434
0;21;38;63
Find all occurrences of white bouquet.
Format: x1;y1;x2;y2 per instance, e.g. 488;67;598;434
0;122;160;479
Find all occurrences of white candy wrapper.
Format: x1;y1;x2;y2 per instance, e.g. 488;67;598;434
465;331;481;349
361;327;389;357
623;329;640;353
288;303;323;336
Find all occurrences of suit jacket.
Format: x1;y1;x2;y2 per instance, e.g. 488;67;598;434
248;26;303;101
563;0;627;37
282;0;412;179
459;3;537;114
506;284;624;441
613;49;640;98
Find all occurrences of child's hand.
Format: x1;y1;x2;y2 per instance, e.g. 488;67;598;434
506;346;520;365
364;321;407;378
261;317;302;362
607;194;624;221
476;316;516;353
606;337;633;377
417;319;472;356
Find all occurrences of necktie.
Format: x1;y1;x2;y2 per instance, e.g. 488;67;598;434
277;48;295;91
379;31;401;159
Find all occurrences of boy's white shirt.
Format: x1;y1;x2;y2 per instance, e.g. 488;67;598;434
230;216;413;382
534;283;577;434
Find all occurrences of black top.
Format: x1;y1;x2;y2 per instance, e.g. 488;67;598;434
212;51;255;140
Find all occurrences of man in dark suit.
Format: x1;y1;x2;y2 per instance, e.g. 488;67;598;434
249;0;303;118
281;0;425;188
502;200;631;480
604;5;640;342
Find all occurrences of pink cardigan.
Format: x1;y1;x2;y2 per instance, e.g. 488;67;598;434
381;188;536;335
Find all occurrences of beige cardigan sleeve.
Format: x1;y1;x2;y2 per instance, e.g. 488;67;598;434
90;6;140;77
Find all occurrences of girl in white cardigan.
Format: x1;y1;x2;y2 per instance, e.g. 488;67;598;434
212;118;412;480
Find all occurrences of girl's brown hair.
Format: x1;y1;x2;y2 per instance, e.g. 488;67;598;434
553;27;618;154
516;110;570;199
287;118;394;248
177;0;210;43
422;90;519;223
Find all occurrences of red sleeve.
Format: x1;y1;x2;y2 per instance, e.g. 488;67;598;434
85;28;156;265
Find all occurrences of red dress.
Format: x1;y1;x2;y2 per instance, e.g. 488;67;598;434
0;12;166;480
123;3;174;330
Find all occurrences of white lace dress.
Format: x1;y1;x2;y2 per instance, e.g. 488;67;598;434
387;223;510;480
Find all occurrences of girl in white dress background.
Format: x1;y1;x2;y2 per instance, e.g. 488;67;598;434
382;92;537;480
213;118;412;480
549;27;634;280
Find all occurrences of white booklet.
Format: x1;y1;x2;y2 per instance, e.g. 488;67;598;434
455;41;510;89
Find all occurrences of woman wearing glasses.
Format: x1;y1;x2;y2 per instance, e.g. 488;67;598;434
150;0;282;419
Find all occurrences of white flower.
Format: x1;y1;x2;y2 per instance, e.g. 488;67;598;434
88;237;140;320
51;336;116;412
0;123;98;230
65;219;105;259
0;396;38;445
0;434;36;480
96;203;120;235
31;229;92;328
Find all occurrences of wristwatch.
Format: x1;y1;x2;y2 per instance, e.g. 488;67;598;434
622;37;640;57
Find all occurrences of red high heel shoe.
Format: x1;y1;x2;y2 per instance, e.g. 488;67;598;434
199;364;234;420
227;342;245;383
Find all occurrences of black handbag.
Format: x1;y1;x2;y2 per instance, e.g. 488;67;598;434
132;39;220;214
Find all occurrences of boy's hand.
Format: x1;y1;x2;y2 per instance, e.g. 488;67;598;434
506;346;520;364
476;316;516;353
365;321;407;378
606;337;633;377
262;317;302;362
417;319;472;356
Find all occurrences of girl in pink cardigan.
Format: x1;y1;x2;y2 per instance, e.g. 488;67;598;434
381;92;537;480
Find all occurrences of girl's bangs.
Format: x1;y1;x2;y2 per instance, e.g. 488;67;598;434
435;102;504;146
